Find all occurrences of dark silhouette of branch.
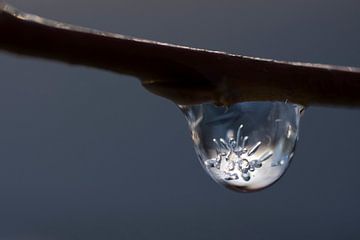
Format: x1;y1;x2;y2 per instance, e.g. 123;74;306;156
1;3;360;106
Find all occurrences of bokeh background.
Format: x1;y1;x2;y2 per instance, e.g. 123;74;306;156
0;0;360;239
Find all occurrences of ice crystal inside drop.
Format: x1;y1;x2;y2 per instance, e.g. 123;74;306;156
180;101;302;192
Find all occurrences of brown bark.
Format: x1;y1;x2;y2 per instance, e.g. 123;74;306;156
1;3;360;107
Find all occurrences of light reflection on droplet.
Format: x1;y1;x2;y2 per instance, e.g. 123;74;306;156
180;101;303;192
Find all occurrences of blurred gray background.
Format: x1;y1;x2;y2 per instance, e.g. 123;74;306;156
0;0;359;239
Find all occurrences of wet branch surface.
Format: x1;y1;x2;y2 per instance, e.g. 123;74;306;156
1;3;360;107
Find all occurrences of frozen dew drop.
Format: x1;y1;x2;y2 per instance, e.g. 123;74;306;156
180;101;303;192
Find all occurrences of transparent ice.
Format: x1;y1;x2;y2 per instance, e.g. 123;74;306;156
180;101;303;192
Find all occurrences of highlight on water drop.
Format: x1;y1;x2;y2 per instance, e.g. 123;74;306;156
180;101;303;192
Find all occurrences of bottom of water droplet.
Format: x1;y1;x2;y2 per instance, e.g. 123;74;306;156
180;101;302;192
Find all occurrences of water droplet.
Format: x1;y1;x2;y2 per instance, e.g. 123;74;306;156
180;101;302;192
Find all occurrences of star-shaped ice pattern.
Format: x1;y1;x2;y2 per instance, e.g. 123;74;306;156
204;124;273;181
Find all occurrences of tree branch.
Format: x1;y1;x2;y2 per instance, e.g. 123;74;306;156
1;3;360;106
